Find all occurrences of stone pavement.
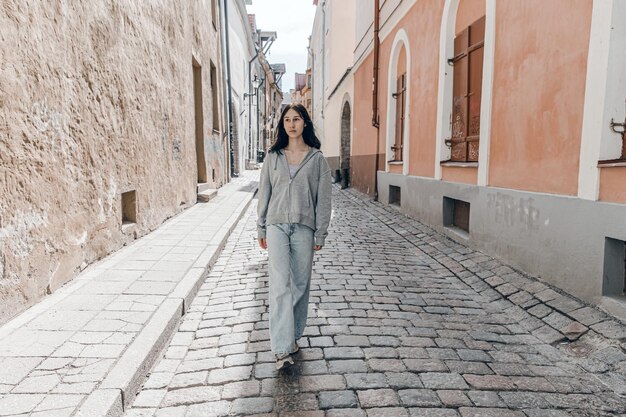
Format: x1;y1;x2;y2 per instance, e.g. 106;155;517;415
0;171;259;417
125;186;626;417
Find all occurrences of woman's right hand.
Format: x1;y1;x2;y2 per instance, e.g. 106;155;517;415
258;238;267;250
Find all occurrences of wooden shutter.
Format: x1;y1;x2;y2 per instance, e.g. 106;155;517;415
451;28;469;162
467;17;485;162
450;16;485;162
393;73;406;161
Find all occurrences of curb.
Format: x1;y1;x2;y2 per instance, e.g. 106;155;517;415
75;189;257;416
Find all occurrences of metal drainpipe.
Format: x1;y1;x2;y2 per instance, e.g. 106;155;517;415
256;76;266;160
265;81;269;152
222;0;236;177
248;52;260;161
372;0;381;201
218;0;230;182
321;1;326;121
308;44;314;117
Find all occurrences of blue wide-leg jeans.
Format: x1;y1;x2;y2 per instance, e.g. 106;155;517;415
266;223;314;356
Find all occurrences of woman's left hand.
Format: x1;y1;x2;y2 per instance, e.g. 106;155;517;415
313;245;323;251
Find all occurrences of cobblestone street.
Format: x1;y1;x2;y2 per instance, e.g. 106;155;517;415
127;186;626;417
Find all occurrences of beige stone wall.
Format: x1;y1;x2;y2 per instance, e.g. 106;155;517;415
0;1;227;323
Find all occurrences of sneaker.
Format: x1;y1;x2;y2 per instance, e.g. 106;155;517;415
275;353;294;371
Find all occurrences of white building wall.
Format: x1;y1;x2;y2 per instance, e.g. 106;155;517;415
310;2;325;142
355;0;374;64
321;0;357;173
578;0;626;199
228;0;258;172
599;0;626;161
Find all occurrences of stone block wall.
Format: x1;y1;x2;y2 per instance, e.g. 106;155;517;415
0;1;227;323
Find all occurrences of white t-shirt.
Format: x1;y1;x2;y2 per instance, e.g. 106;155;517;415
289;164;298;178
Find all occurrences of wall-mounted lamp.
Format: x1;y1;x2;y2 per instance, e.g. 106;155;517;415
245;75;261;98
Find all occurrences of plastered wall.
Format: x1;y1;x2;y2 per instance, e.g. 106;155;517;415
0;1;226;323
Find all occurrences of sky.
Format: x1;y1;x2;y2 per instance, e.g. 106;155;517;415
246;0;317;93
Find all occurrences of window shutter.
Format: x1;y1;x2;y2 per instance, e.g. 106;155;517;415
394;73;406;161
450;16;485;162
400;73;406;161
451;28;469;162
467;16;485;162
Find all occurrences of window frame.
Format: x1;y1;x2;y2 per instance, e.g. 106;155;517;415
391;72;406;162
447;16;485;163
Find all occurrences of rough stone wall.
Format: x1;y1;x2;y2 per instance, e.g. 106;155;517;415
0;1;227;324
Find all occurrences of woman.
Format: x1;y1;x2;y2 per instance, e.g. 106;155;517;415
257;104;332;371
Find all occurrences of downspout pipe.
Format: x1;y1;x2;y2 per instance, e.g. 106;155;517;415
264;79;269;155
308;47;315;116
256;76;266;160
248;51;261;161
321;1;326;121
218;0;230;182
373;0;381;200
222;0;237;177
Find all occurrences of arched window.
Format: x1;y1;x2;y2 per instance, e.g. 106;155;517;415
449;15;485;162
385;29;411;175
392;70;407;162
435;0;496;184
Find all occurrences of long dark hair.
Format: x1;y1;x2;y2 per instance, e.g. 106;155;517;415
269;104;321;153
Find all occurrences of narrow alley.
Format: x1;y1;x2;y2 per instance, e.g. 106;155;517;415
2;1;626;416
126;186;626;417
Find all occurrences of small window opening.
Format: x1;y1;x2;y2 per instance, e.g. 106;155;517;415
122;191;137;225
389;185;401;206
603;237;626;296
443;197;470;234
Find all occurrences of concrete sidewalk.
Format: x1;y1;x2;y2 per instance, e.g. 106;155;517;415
0;171;259;417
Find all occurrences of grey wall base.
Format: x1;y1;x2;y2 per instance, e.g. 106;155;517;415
377;172;626;308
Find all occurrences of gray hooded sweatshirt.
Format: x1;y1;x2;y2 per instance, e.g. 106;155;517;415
257;148;332;246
